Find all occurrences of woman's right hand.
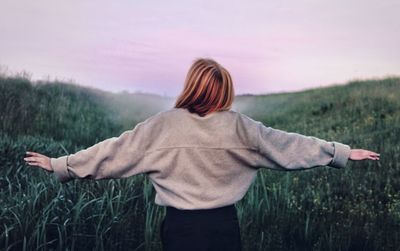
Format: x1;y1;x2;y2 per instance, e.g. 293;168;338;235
349;149;380;161
24;151;53;172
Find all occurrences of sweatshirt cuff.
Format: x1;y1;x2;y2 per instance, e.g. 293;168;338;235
329;142;351;169
50;156;73;183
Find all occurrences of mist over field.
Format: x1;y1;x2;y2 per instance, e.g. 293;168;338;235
1;73;399;250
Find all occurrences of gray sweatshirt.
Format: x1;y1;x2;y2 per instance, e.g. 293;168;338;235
51;107;351;210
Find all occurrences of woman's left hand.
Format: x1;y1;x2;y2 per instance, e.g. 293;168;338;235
349;149;380;161
24;151;53;172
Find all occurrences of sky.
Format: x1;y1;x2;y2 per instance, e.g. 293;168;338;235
0;0;399;97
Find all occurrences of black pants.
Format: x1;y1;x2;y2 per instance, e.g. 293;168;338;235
160;204;242;251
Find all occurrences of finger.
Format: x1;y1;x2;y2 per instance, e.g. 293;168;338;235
27;160;47;167
370;154;380;159
26;161;41;166
24;157;40;162
26;151;43;157
35;153;47;158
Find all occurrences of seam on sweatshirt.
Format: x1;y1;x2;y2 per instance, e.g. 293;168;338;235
256;122;261;153
145;146;258;155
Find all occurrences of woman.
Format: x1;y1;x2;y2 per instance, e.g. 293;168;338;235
24;58;380;251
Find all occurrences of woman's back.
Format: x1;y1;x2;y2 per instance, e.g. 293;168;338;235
143;107;260;210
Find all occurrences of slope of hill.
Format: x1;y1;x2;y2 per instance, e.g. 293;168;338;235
0;76;174;148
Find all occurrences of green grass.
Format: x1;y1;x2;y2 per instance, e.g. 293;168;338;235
1;74;399;250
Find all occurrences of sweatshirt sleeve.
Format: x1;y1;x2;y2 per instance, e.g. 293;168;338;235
50;120;150;183
254;121;351;170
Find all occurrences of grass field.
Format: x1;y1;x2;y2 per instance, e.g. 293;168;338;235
1;74;399;250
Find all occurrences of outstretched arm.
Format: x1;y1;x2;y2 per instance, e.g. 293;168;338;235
24;120;151;183
254;122;379;170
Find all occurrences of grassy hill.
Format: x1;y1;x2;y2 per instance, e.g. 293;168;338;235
1;75;399;250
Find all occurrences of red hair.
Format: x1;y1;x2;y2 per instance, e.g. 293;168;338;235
174;58;235;117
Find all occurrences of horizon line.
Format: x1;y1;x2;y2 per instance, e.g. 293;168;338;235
1;67;399;99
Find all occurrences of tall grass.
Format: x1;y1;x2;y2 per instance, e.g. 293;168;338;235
1;75;399;250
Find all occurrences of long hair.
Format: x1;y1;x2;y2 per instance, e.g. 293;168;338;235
174;57;235;117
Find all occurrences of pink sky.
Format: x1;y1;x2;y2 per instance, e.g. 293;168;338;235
1;0;399;96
